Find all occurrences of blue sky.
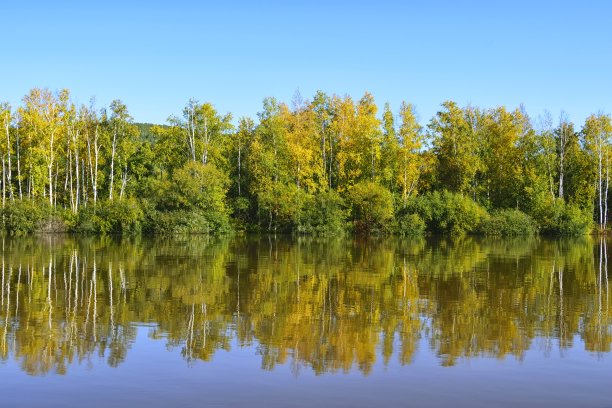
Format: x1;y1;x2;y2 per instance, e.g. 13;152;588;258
1;0;610;126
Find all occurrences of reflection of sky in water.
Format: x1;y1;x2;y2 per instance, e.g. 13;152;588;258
1;328;611;408
0;235;611;407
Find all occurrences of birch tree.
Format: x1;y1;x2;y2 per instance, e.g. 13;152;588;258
583;113;612;229
108;100;131;201
0;103;13;204
555;112;573;200
397;102;422;206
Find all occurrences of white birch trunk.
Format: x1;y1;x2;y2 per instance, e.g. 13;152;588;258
109;128;116;201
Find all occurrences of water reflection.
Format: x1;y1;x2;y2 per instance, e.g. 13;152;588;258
0;235;610;376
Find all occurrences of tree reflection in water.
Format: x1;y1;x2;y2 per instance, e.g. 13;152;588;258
0;235;610;376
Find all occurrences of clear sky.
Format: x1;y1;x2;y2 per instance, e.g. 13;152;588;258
1;0;610;126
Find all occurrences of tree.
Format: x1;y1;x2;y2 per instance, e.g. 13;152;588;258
0;103;14;206
555;112;573;199
107;100;139;201
583;113;612;229
311;91;333;188
397;102;423;207
175;99;233;166
479;107;527;209
19;88;69;206
349;181;394;233
429;101;481;195
380;102;399;192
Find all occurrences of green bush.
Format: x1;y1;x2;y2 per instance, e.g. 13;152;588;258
348;182;394;234
408;191;488;234
531;194;592;236
257;183;306;232
143;209;223;234
73;199;143;234
395;212;426;236
478;209;536;236
556;203;592;235
1;200;52;234
300;190;347;236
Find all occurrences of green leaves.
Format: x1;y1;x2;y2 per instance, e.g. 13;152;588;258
0;88;607;236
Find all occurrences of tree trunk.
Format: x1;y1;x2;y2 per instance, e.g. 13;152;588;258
558;167;564;199
1;156;5;208
16;126;22;200
48;130;55;207
109;129;117;200
599;144;603;228
237;141;241;196
403;149;407;208
119;164;128;199
202;116;209;165
87;125;100;205
68;149;74;211
74;131;80;211
605;153;609;230
15;128;23;200
82;159;87;206
48;162;53;206
3;117;13;201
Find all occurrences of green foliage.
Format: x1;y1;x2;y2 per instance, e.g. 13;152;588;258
143;209;226;235
73;199;143;234
409;191;488;234
429;102;482;195
256;183;306;232
144;161;232;234
395;212;426;236
348;182;394;234
1;200;54;234
300;190;347;236
532;194;592;235
1;88;609;236
556;204;593;235
478;209;537;236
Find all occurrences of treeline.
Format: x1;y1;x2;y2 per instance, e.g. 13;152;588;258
1;88;611;235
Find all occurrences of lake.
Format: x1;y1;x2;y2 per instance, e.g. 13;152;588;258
0;235;611;407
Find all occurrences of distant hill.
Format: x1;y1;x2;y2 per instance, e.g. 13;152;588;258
134;122;169;142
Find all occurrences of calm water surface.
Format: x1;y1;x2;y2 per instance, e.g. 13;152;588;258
0;235;611;407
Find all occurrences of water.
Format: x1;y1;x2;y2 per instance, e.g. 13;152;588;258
0;235;611;407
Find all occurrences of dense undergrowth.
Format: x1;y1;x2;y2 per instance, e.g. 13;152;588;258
1;188;592;236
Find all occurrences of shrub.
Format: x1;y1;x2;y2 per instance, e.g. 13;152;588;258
1;200;56;234
531;194;592;236
257;183;306;232
478;209;536;236
143;209;223;234
73;199;143;234
300;190;347;236
348;182;394;234
395;212;426;236
408;191;488;234
556;203;592;235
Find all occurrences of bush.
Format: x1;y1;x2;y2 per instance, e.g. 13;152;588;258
348;182;394;234
531;194;592;236
556;203;592;235
478;209;536;236
1;200;59;234
257;183;306;232
300;190;347;236
395;212;426;236
408;191;488;234
143;209;225;234
73;199;143;234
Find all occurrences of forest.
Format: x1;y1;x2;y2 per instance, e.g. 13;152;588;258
1;88;611;236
